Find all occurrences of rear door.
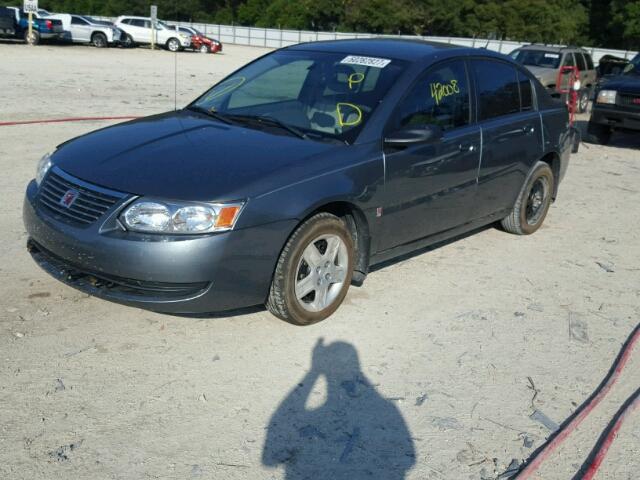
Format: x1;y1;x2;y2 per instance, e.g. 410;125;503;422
471;59;543;219
380;59;481;250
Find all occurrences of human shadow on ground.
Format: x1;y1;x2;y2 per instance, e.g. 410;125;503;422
262;339;416;479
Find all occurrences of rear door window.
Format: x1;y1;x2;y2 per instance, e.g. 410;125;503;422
472;60;520;120
575;53;587;72
584;54;594;70
392;60;471;132
518;70;534;111
563;53;575;67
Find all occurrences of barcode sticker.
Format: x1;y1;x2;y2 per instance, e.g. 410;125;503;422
341;55;391;68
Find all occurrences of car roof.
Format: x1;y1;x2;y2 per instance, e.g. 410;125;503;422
117;16;150;20
285;38;496;62
516;44;587;53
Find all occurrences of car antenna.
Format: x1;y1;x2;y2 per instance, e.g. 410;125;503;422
174;0;178;111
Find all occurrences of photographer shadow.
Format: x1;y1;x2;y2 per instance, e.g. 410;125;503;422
262;339;415;479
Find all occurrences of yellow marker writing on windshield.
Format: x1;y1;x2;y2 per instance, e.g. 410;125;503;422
336;103;363;127
348;72;365;90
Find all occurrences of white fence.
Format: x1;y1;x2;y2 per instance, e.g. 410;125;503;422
98;17;638;64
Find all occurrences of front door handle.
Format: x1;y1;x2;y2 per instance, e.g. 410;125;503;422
523;125;535;135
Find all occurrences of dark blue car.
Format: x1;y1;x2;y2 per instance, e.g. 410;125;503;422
23;39;572;324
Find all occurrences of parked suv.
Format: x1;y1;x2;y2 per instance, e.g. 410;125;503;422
588;54;640;144
49;14;121;47
115;16;190;51
510;45;597;113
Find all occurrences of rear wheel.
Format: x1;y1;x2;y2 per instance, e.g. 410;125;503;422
24;29;40;45
501;161;554;235
578;89;590;113
587;122;612;145
92;32;107;48
166;38;180;52
267;213;354;325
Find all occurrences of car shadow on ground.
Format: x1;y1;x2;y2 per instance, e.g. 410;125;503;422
262;339;416;479
576;119;640;150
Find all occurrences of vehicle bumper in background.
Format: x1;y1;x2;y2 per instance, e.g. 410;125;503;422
23;180;295;314
590;105;640;132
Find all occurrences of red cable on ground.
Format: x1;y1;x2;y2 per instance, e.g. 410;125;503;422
516;323;640;479
577;387;640;480
0;116;139;127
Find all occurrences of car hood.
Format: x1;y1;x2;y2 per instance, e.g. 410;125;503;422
524;66;557;84
53;111;340;201
598;74;640;93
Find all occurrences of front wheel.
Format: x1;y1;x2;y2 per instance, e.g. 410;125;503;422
166;38;180;52
577;89;590;113
122;34;135;48
587;122;612;145
501;161;554;235
267;213;354;325
199;44;210;53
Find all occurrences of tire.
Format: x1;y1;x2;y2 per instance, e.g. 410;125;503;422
587;122;612;145
578;89;590;113
166;38;180;52
266;213;354;325
501;161;555;235
122;34;135;48
199;44;210;54
92;32;107;48
24;29;40;45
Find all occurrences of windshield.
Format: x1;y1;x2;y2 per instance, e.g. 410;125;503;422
191;50;406;144
512;50;561;69
624;55;640;75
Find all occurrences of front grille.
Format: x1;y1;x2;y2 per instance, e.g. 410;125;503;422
37;169;124;226
618;93;640;109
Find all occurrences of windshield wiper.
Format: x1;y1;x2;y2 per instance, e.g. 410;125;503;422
186;105;236;125
228;114;309;140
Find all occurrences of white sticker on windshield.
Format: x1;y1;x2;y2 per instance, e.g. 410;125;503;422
341;55;391;68
544;53;560;59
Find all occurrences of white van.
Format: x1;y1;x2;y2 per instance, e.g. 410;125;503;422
115;16;191;52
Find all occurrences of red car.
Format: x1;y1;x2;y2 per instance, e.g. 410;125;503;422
178;26;222;53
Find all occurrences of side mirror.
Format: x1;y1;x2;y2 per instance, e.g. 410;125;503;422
384;125;442;146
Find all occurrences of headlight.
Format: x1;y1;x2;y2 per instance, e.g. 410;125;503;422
36;152;53;185
596;90;617;105
121;200;244;234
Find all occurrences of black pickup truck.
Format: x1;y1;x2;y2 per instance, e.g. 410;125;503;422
588;54;640;144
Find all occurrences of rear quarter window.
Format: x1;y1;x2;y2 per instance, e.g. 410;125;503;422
575;53;587;72
472;60;520;120
585;54;594;70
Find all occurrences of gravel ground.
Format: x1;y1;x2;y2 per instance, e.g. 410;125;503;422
0;42;638;480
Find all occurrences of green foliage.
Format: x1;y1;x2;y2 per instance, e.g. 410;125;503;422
38;0;638;49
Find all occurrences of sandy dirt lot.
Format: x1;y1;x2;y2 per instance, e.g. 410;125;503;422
0;42;638;480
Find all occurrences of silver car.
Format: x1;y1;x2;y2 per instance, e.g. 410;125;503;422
511;45;597;113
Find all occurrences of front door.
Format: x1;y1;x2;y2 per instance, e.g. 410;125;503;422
70;16;90;42
380;60;481;251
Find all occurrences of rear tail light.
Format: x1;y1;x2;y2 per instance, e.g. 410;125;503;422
45;20;53;30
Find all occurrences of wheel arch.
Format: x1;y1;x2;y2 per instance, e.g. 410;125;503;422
539;151;561;199
301;201;371;284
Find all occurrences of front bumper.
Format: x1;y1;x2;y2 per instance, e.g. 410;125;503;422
590;104;640;132
23;179;295;314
